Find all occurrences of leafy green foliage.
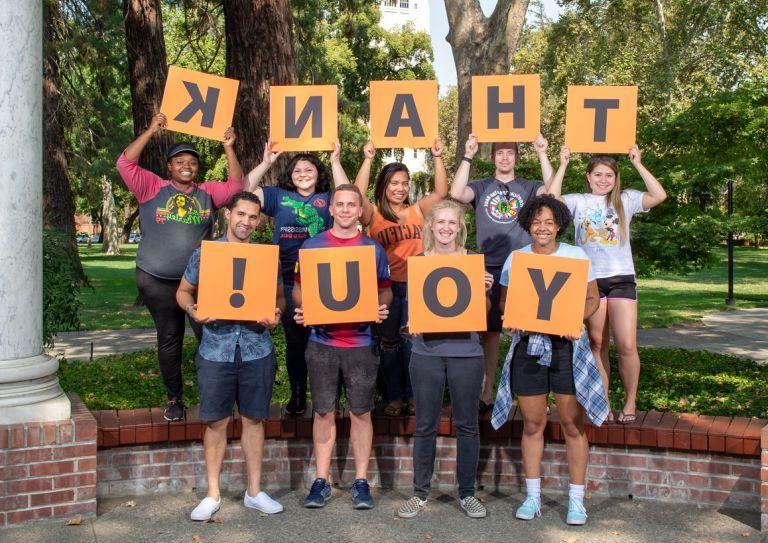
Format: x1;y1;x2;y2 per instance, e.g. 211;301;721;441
43;228;84;346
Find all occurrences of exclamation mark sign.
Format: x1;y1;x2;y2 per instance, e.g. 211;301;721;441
229;258;246;308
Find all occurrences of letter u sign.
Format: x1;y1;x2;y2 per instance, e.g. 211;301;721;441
298;246;380;325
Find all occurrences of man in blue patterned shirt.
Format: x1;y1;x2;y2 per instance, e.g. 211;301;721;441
176;191;286;521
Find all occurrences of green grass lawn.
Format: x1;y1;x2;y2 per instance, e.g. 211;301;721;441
76;244;768;331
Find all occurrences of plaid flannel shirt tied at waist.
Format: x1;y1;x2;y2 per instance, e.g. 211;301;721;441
491;331;610;429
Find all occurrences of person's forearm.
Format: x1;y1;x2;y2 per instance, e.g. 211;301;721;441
378;288;393;308
538;151;554;186
547;163;567;197
224;147;244;181
433;156;448;197
450;160;471;200
637;162;666;202
123;128;154;162
354;157;373;195
245;162;272;191
176;288;196;312
331;158;350;186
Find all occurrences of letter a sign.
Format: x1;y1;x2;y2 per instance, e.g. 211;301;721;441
160;66;240;141
298;246;380;325
270;85;338;152
369;80;438;149
502;252;589;337
564;86;637;153
407;254;487;334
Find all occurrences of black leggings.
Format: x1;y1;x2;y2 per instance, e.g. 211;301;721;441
136;268;202;401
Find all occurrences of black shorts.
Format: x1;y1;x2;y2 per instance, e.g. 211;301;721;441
196;348;276;422
306;341;379;414
596;274;637;301
486;266;503;333
511;336;576;396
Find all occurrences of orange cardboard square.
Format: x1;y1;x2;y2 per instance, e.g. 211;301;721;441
196;241;279;322
270;85;338;152
564;85;638;153
502;252;589;337
160;66;240;141
406;254;487;334
471;74;541;143
299;246;380;326
369;80;438;148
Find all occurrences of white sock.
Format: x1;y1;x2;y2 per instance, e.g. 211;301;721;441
569;483;585;503
525;478;541;499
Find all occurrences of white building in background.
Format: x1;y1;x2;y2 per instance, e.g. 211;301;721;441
377;0;431;174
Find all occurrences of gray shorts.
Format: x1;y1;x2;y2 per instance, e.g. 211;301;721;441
306;341;379;415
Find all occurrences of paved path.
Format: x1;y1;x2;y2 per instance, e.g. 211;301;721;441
52;308;768;364
0;490;764;543
636;308;768;365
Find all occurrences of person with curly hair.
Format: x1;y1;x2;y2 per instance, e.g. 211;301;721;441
246;140;349;415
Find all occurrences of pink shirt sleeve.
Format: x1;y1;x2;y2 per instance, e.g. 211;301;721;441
201;175;245;210
116;153;164;204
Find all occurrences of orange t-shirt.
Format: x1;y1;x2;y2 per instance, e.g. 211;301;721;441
367;205;424;282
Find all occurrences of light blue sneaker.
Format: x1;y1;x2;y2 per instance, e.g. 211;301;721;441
350;478;374;509
515;495;541;520
304;478;332;508
566;498;588;525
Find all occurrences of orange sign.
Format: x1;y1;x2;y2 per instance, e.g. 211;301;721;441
407;254;487;334
298;246;380;326
471;74;540;143
196;241;279;321
270;85;338;152
370;80;438;148
160;66;240;141
564;86;637;153
502;252;589;337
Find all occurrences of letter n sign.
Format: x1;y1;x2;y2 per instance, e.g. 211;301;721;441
502;252;589;337
298;246;380;326
564;86;638;153
160;66;240;141
471;74;541;143
369;80;438;149
407;254;487;334
270;85;338;152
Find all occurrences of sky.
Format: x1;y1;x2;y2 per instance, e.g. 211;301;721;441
428;0;563;92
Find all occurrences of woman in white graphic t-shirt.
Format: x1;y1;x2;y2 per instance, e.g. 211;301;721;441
548;145;667;425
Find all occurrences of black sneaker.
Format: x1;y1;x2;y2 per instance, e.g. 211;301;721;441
286;392;307;416
163;399;185;422
351;478;374;509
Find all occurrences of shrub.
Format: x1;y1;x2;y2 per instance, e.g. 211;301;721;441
43;228;84;347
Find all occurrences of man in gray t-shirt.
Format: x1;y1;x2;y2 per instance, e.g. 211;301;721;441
449;133;554;410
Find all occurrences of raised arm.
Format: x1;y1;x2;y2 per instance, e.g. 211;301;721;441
222;127;243;182
534;134;555;195
450;134;478;204
629;146;667;210
123;112;166;161
355;141;377;225
547;146;571;199
416;138;449;215
330;138;350;187
245;140;282;203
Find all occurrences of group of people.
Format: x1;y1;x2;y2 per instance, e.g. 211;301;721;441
116;111;666;525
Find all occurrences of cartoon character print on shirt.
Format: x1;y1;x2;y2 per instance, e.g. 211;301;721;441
577;206;620;246
482;188;525;224
280;196;326;237
155;193;211;225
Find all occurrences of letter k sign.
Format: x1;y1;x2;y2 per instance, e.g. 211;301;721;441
160;66;240;141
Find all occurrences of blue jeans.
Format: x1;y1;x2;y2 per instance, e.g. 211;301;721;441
377;281;412;402
282;282;309;396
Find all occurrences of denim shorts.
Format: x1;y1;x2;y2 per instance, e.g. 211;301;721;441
511;336;576;396
306;341;379;414
196;347;276;421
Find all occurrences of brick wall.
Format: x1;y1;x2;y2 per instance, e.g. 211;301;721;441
0;395;97;527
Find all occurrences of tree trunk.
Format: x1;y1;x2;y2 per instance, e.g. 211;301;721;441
121;207;139;243
101;177;121;256
123;0;174;177
444;0;530;168
43;0;82;274
223;0;297;183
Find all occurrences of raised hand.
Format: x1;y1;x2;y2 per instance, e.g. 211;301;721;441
262;139;282;166
362;141;376;160
464;133;479;159
331;138;342;163
149;113;167;135
559;146;571;166
628;145;642;166
534;134;548;155
223;127;237;148
432;138;444;158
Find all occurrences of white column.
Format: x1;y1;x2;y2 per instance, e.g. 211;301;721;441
0;1;70;423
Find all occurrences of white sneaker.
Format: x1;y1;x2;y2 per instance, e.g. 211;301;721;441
191;496;221;521
244;491;284;514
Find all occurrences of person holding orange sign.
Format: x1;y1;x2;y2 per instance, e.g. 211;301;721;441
246;140;350;416
117;112;244;422
492;194;608;526
396;200;492;520
292;184;392;510
450;133;554;414
547;146;667;425
354;139;448;417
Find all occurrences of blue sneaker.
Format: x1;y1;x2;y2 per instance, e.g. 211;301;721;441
350;478;374;509
566;498;587;525
515;495;541;520
304;478;331;508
